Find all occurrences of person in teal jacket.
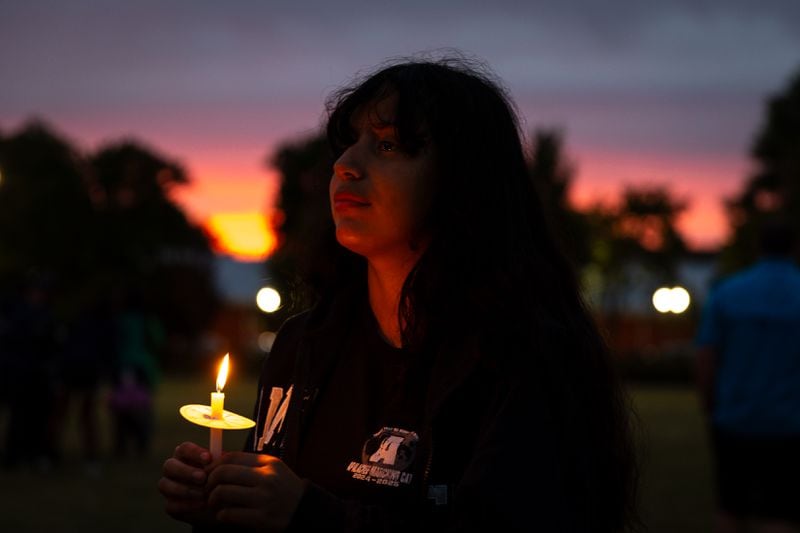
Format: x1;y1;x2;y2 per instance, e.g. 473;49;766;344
160;55;639;532
111;293;164;457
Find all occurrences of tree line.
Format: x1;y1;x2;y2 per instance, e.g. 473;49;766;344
0;122;219;365
1;64;797;351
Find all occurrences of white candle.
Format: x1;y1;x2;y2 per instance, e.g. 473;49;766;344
209;354;229;458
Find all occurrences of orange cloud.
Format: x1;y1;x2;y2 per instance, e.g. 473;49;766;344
205;212;277;261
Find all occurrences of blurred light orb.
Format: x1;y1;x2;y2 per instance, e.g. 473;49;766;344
670;287;691;314
258;331;277;352
652;288;674;313
652;286;691;314
256;287;281;313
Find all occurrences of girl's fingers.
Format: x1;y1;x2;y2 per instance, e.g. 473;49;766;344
174;441;212;467
207;463;269;490
158;476;205;500
207;483;264;509
162;457;206;485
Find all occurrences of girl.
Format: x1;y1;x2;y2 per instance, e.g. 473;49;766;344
160;56;638;532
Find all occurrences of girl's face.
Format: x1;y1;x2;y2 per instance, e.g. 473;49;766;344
329;96;436;263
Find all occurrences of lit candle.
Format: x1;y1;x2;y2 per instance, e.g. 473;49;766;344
209;354;229;458
179;353;254;457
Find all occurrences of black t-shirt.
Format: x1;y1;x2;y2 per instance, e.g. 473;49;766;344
294;298;428;504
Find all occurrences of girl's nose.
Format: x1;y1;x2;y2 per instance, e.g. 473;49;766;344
333;145;363;181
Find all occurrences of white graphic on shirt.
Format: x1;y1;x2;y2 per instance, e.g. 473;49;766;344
368;435;405;465
256;385;293;451
346;427;418;487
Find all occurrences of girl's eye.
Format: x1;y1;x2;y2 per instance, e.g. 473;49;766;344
378;140;397;152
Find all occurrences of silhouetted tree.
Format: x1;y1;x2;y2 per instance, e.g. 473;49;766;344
265;133;335;316
89;141;219;340
528;129;591;270
582;185;688;313
0;123;219;369
722;68;800;273
0;121;95;310
615;186;688;271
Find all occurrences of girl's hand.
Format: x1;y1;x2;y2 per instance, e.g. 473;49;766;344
206;452;305;532
158;441;216;526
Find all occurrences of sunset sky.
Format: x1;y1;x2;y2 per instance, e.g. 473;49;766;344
2;0;799;259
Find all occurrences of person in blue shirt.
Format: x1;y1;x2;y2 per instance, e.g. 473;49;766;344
696;219;800;533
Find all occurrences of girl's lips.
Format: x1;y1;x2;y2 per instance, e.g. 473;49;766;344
333;192;370;210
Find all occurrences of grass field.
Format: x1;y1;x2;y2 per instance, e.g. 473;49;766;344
0;378;713;532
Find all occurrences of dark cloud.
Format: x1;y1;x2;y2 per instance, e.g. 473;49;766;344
3;2;797;98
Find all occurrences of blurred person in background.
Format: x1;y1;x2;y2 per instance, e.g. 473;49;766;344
0;272;58;470
696;218;800;533
52;295;116;474
109;287;164;458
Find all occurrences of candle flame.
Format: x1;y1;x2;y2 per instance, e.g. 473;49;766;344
216;353;230;392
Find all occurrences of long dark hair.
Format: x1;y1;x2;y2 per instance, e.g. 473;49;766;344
325;55;639;532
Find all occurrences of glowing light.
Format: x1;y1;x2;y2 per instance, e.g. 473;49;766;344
256;287;281;313
206;212;277;261
216;353;230;392
652;286;691;314
652;288;673;313
210;353;229;458
670;287;691;314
